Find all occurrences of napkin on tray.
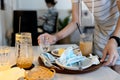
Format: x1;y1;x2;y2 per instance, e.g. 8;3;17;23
39;52;56;67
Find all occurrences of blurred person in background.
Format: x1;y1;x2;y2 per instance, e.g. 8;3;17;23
38;0;58;34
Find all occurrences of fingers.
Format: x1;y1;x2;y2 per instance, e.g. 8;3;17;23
101;48;114;66
37;35;41;45
104;53;114;66
101;49;119;66
37;35;40;40
100;49;107;62
38;40;40;45
48;36;56;44
37;33;57;45
37;34;45;45
112;56;117;66
101;39;119;66
37;33;56;45
111;54;119;66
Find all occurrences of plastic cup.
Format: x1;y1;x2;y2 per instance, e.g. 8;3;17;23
79;33;93;56
0;46;11;71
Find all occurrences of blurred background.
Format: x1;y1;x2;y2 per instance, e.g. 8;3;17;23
0;0;94;46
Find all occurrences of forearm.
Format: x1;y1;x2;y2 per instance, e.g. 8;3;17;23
54;21;77;41
54;2;79;41
113;16;120;37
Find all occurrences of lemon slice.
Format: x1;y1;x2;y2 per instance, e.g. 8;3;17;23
58;48;65;56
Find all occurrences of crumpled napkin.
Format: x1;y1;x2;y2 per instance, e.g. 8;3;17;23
39;53;55;67
0;67;25;80
89;54;100;65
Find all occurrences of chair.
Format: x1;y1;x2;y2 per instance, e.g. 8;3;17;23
11;10;41;46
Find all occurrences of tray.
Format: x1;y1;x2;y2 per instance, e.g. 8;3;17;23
38;56;103;74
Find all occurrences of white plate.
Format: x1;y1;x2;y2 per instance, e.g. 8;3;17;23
51;48;80;57
51;48;64;57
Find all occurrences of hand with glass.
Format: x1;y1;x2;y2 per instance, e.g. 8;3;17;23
38;0;120;74
38;33;51;53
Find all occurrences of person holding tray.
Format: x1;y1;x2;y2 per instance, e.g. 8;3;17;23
38;0;120;74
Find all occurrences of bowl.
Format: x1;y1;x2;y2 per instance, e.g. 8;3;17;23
25;66;55;80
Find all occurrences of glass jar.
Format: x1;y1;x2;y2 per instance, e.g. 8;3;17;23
15;32;33;69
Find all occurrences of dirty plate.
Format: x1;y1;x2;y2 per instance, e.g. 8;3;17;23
51;48;80;57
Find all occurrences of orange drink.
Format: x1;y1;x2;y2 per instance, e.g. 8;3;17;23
80;41;92;56
16;57;33;69
79;33;93;56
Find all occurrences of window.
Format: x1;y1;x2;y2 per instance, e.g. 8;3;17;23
0;0;4;10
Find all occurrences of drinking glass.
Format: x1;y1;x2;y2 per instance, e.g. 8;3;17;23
16;43;33;69
15;32;33;69
39;36;50;53
0;46;11;71
15;32;32;45
79;33;93;56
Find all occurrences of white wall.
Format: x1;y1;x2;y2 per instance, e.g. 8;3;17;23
16;0;92;23
16;0;73;23
0;0;17;45
17;0;72;10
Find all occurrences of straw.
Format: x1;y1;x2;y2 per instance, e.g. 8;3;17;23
18;16;21;57
76;22;86;42
76;23;82;34
19;16;21;33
